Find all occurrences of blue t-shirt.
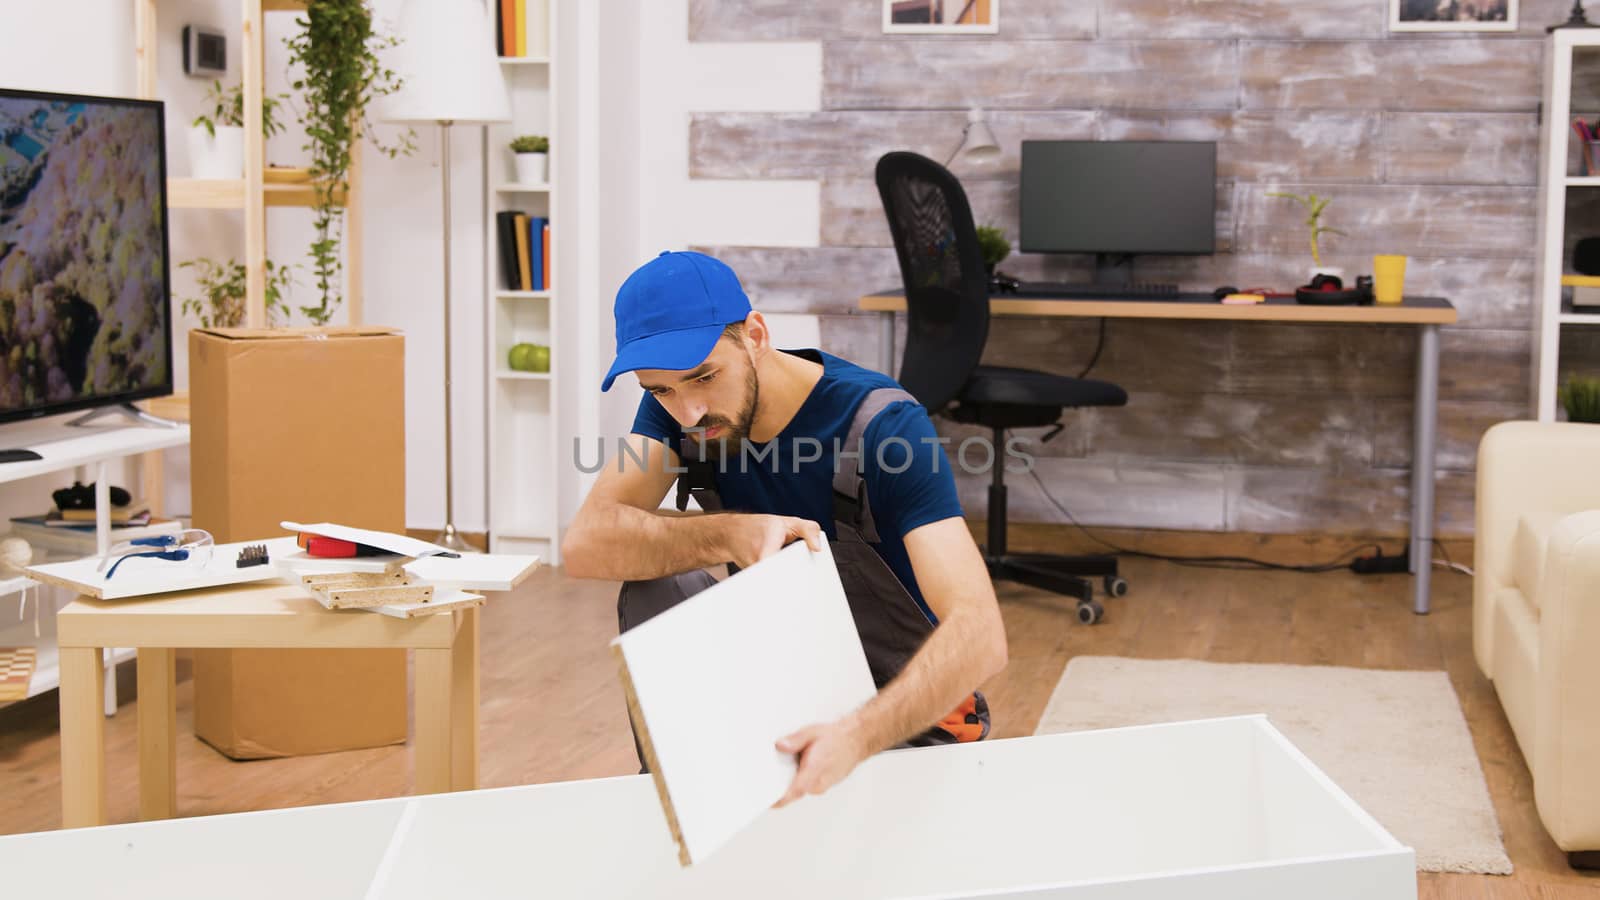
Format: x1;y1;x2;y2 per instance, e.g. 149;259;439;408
630;349;964;620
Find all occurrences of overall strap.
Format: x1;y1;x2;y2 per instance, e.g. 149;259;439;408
832;388;919;544
673;439;723;513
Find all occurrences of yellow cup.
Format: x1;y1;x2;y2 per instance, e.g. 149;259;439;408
1373;255;1407;305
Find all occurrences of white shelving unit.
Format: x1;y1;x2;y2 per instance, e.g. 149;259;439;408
0;422;190;711
1534;29;1600;420
485;3;561;560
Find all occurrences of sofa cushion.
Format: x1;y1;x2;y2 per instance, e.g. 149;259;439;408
1514;511;1563;611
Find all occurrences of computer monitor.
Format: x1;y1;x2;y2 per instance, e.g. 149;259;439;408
1019;140;1216;283
0;87;174;426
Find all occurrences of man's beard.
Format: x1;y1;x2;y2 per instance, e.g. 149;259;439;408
685;364;759;461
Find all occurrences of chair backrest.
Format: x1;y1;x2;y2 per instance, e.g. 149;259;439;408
873;151;990;414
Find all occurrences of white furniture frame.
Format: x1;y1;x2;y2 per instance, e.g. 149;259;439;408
0;421;190;715
1533;29;1600;420
485;0;563;562
0;716;1416;900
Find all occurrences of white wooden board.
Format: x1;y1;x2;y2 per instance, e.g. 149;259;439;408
0;718;1416;899
274;541;539;592
280;522;462;559
610;536;876;866
24;539;284;600
402;554;540;591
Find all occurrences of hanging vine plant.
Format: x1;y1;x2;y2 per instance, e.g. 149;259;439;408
285;0;415;325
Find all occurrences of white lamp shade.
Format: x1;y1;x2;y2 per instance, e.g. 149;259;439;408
956;109;999;163
375;0;511;124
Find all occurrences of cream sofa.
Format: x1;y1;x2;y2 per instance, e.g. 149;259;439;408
1475;420;1600;866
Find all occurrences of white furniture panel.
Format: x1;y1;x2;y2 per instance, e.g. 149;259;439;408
0;717;1414;900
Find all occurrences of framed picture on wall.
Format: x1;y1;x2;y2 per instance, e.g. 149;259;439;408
1389;0;1517;31
882;0;999;34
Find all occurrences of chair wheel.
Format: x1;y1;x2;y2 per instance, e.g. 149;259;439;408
1103;576;1129;598
1076;599;1104;625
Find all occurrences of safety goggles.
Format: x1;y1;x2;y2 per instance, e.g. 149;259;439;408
98;529;215;579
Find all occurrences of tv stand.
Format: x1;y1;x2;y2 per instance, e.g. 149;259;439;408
0;420;189;716
66;402;178;430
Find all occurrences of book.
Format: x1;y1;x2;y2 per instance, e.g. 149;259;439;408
496;211;521;288
1560;274;1600;287
527;216;547;292
8;514;183;555
52;511;152;528
542;220;550;290
526;0;550;56
514;212;532;291
58;501;151;525
1575;285;1600;308
501;0;517;57
514;0;526;57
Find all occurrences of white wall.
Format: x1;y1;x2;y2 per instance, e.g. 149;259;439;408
631;0;821;255
592;0;825;445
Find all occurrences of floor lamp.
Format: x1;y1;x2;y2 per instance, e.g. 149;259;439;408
376;0;510;551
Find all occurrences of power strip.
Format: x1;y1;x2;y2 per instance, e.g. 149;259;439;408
1350;546;1411;575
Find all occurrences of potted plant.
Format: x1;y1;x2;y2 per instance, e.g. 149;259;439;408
189;80;288;179
1560;374;1600;423
285;0;415;325
510;134;549;184
976;224;1016;291
179;257;295;328
1267;191;1347;285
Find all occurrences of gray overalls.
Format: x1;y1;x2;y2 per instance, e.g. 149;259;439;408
616;388;991;772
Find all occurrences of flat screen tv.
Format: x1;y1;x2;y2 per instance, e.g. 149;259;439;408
0;87;173;426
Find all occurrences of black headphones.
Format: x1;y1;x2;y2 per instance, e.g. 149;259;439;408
1294;274;1374;306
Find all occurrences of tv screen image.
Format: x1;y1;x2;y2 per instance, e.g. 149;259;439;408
0;89;172;423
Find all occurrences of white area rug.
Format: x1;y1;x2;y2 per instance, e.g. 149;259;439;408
1035;656;1513;875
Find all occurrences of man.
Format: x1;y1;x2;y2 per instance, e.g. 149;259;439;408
562;251;1007;807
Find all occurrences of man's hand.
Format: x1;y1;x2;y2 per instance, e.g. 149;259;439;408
721;514;822;570
772;717;871;808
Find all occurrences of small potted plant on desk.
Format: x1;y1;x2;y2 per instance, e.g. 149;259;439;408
1560;375;1600;423
977;224;1018;293
511;134;549;185
1268;190;1347;286
189;80;288;179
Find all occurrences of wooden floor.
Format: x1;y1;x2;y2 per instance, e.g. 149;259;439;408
1;529;1597;898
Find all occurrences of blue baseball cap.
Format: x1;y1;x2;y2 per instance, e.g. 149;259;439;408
601;251;752;392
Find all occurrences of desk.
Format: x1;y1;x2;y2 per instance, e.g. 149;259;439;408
859;291;1459;615
54;582;479;828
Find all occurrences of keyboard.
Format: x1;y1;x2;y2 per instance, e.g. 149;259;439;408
1010;282;1181;300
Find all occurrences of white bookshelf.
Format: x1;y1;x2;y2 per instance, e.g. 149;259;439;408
0;423;190;712
485;0;561;561
1534;30;1600;420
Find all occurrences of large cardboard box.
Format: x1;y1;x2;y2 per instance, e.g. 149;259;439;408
189;326;408;759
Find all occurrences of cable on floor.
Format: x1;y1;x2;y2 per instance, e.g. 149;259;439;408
1022;467;1384;573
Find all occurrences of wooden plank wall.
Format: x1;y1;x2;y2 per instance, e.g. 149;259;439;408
686;0;1598;537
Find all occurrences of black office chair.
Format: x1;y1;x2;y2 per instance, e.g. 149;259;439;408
874;151;1128;624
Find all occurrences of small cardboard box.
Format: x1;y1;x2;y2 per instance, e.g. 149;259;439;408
189;326;408;759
